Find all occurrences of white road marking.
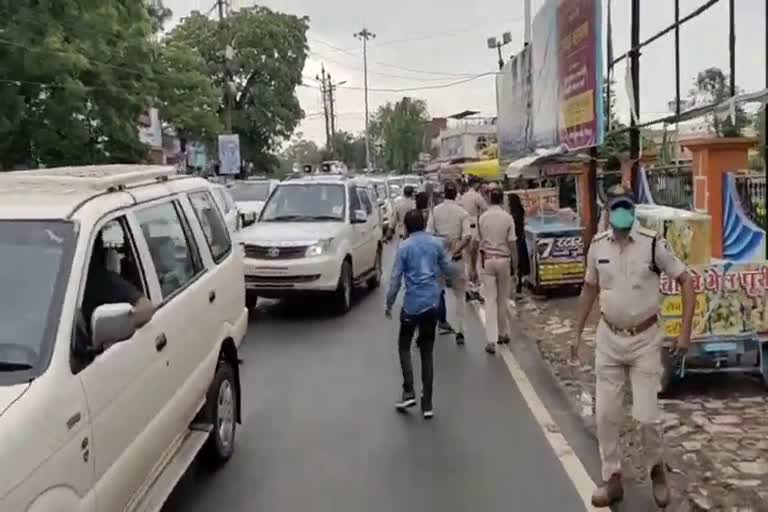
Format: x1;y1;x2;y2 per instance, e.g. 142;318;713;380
474;303;601;511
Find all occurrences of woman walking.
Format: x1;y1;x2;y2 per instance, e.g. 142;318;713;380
507;193;530;295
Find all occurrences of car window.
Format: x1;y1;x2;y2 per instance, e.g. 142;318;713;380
135;201;204;299
358;188;373;214
222;189;237;211
0;220;75;383
349;185;362;213
189;191;232;263
212;188;230;213
231;182;271;202
260;184;346;222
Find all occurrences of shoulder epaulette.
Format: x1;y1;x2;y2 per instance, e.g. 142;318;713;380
636;226;657;238
592;230;610;242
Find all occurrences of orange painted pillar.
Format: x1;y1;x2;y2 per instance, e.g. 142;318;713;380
680;137;757;258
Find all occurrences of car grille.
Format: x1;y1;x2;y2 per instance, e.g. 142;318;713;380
245;274;320;287
243;244;309;260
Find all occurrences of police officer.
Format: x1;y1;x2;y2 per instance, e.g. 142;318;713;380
573;185;694;508
392;186;417;241
460;177;488;302
427;181;471;345
471;188;517;355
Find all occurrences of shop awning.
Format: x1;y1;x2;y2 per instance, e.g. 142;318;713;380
461;159;500;179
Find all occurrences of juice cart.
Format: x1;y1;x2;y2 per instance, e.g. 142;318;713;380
524;215;585;294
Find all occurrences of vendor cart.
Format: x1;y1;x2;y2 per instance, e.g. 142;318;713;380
658;262;768;393
524;215;585;294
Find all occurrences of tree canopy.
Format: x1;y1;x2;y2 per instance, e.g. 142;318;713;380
166;6;309;170
691;67;749;137
0;0;157;169
371;97;429;173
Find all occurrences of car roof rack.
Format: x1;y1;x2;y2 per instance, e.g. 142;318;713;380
0;164;178;193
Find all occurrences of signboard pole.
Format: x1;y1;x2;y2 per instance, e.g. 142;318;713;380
629;0;641;195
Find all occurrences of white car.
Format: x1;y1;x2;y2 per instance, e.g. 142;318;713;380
209;183;241;234
230;179;279;227
239;175;383;313
0;165;248;512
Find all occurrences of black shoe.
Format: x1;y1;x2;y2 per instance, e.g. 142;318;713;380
485;343;496;355
465;292;472;303
455;333;465;345
395;392;417;412
498;335;510;345
438;322;454;334
421;397;434;419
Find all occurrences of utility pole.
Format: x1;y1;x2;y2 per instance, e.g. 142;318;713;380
354;28;375;171
328;73;336;153
317;65;331;151
218;0;233;133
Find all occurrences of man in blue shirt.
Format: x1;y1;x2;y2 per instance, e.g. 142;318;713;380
386;209;455;419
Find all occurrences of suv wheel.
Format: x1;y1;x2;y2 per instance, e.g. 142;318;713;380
333;260;353;314
201;359;237;468
367;247;382;289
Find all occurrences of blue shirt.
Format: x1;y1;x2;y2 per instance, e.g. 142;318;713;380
386;231;454;315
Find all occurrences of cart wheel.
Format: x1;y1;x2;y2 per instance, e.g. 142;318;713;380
659;348;679;397
759;341;768;389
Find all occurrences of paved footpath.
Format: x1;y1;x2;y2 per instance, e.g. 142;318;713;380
164;247;619;512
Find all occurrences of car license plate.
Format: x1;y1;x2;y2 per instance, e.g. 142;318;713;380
703;342;739;353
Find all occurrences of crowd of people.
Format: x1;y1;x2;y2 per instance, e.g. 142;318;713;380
384;178;697;509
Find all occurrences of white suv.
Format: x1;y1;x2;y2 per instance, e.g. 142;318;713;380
239;175;383;313
0;165;248;512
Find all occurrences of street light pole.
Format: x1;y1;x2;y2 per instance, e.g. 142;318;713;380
486;32;513;71
354;28;376;171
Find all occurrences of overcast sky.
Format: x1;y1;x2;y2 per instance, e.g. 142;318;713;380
166;0;767;145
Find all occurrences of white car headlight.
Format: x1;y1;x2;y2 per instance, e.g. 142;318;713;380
305;238;334;257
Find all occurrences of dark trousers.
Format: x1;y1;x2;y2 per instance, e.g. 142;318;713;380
398;308;437;404
437;290;447;323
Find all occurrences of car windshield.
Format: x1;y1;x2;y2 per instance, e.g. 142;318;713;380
0;220;75;384
231;182;271;202
260;184;346;222
388;183;402;198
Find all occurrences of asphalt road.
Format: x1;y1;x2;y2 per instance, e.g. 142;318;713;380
164;247;644;511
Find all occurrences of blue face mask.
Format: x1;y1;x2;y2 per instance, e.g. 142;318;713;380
609;207;635;230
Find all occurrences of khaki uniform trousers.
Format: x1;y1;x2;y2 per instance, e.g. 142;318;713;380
444;259;467;333
595;320;665;481
479;257;514;344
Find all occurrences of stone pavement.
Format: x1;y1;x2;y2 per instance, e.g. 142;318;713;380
512;294;768;511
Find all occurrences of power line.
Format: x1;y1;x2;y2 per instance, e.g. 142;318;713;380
336;72;496;93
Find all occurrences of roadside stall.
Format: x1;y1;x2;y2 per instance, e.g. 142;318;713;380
505;154;589;294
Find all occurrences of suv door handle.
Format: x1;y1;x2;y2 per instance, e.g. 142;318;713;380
209;291;216;303
155;334;168;352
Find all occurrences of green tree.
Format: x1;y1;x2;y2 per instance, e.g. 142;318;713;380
0;0;157;169
279;133;320;174
371;97;429;172
166;6;309;172
330;131;366;170
599;77;630;159
154;42;222;144
692;67;749;137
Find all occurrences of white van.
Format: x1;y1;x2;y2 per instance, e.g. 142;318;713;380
0;165;248;511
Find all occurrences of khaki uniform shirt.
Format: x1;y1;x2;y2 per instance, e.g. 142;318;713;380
475;205;517;258
585;223;687;329
427;199;471;243
393;196;416;235
460;188;488;219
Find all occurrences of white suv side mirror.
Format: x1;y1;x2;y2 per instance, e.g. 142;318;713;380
351;210;368;224
91;303;136;351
